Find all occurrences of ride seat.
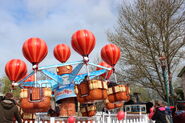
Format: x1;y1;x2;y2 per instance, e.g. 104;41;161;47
30;88;42;101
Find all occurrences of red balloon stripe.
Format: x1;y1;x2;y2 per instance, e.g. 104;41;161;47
84;30;96;55
81;30;90;54
5;59;27;82
72;33;82;54
102;48;112;64
101;46;112;65
38;39;48;62
22;38;48;64
6;60;15;81
101;44;121;66
54;44;71;63
63;45;70;62
73;30;86;55
71;30;96;56
16;60;27;81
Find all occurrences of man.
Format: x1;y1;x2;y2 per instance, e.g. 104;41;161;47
0;92;22;123
173;103;185;123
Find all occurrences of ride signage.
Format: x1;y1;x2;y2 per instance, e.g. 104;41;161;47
55;84;76;102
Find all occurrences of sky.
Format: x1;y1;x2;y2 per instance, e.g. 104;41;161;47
0;0;132;77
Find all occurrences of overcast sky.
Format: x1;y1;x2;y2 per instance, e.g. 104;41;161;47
0;0;133;77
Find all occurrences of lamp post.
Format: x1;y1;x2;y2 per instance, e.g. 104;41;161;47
159;54;170;105
169;72;174;105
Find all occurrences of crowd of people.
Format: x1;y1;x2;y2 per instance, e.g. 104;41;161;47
149;100;185;123
0;92;185;123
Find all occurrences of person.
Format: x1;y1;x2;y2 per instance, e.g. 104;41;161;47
0;92;22;123
48;105;60;117
151;100;168;123
173;103;185;123
0;93;4;102
146;102;154;113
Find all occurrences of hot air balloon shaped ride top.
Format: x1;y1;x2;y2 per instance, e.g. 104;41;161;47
101;44;121;67
22;37;48;70
54;44;71;63
5;59;27;87
71;29;96;62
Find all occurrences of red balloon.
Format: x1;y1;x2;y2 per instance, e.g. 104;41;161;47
22;37;48;65
71;29;96;56
54;44;71;63
18;74;34;82
24;75;35;82
96;61;113;79
101;44;121;66
5;59;27;82
117;111;125;120
67;116;76;123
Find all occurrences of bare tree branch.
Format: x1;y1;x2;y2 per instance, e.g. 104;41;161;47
108;0;185;101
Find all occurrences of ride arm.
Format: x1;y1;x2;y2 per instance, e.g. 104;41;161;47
41;69;61;82
69;63;84;82
16;71;35;88
38;61;83;70
74;69;107;84
19;80;58;90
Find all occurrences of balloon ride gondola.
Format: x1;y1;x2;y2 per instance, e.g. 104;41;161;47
74;78;108;104
105;83;130;110
80;104;97;117
4;29;130;120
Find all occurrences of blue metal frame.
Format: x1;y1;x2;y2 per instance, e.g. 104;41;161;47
38;60;83;70
16;60;112;100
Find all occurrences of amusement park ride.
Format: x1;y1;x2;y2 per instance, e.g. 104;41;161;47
4;29;130;121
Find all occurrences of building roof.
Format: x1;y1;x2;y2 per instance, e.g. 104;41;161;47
178;66;185;77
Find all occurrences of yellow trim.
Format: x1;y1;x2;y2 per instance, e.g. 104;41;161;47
74;86;78;94
43;88;52;97
81;105;96;112
108;85;126;95
80;107;86;113
89;80;108;90
87;105;96;111
20;89;28;98
105;99;109;103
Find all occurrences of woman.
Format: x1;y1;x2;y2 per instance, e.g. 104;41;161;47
152;100;168;123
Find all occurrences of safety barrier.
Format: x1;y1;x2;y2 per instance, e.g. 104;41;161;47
14;113;155;123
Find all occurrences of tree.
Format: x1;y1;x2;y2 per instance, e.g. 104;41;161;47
108;0;185;102
0;76;20;98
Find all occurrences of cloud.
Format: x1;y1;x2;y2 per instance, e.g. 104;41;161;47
0;0;123;77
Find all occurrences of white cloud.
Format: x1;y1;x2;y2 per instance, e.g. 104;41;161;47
0;0;124;77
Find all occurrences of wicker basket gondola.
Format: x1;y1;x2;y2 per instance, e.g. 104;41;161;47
75;79;108;103
105;99;123;110
20;87;51;113
107;84;130;103
80;104;96;117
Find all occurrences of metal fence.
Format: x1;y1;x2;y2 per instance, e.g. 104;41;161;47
15;113;155;123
